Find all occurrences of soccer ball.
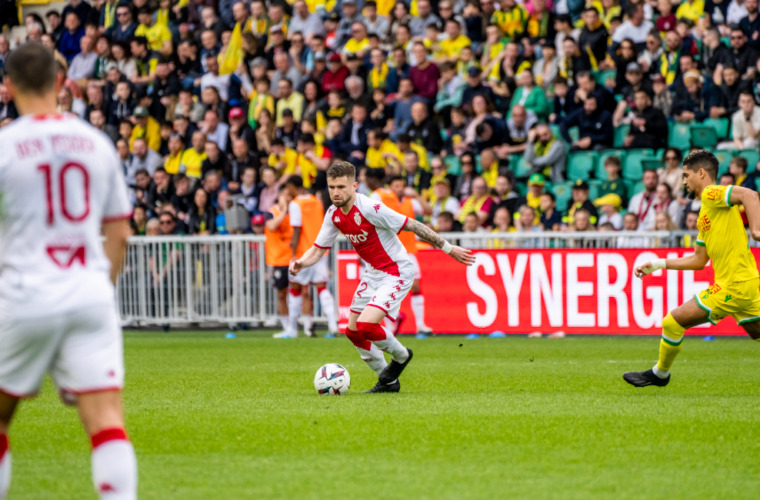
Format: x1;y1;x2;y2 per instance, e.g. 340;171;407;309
314;363;350;395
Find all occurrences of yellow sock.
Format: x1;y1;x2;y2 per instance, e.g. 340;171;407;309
656;313;686;374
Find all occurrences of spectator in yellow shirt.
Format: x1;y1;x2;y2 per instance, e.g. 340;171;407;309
268;138;299;177
130;106;162;152
275;78;304;126
675;0;704;23
179;131;208;178
164;133;184;175
366;129;404;169
135;6;172;56
397;133;430;170
438;19;472;64
342;21;371;59
491;0;529;41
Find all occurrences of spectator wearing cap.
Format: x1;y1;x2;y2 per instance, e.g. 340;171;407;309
740;0;760;50
130;106;162;152
228;106;256;152
363;1;390;38
720;26;758;79
612;62;653;126
336;0;365;48
199;52;231;102
524;173;546;212
563;180;599;227
322;52;349;93
135;6;172;56
561;94;614;151
128;138;163;185
623;89;668;149
275;78;305;127
594;194;623;230
58;12;84;63
523;123;566;183
650;73;672;116
405;102;444;154
673;69;722;123
180;131;209;179
108;3;137;42
289;1;325;42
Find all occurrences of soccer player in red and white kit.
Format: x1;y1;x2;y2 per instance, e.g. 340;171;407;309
290;161;474;392
0;44;136;499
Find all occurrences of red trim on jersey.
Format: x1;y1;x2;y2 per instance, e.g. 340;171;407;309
32;113;65;121
103;212;134;223
91;428;129;449
0;433;8;460
367;303;396;321
397;217;409;234
314;243;331;249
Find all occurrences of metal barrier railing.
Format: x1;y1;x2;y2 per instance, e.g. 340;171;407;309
119;230;752;326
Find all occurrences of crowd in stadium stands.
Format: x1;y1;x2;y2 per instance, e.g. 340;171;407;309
2;0;760;240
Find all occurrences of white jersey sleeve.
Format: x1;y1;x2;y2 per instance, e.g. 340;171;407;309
288;200;302;227
361;196;408;233
314;207;340;249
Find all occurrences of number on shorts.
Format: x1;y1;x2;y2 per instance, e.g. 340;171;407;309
356;281;368;298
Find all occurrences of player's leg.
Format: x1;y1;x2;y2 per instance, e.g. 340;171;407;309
272;267;291;335
624;298;709;387
283;274;305;338
408;256;432;334
77;391;137;500
0;394;18;500
54;307;137;500
346;280;389;376
312;257;338;334
742;320;760;340
357;306;412;393
302;285;315;337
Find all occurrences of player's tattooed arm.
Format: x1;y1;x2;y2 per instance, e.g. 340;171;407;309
403;219;476;265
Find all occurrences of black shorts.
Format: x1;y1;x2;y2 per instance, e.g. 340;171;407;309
271;266;289;290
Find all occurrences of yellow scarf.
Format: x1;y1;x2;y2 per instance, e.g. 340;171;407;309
534;137;555;178
370;63;389;89
458;195;490;223
104;1;117;30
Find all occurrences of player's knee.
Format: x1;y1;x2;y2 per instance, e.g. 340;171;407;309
288;287;302;297
316;286;326;295
663;313;686;340
356;321;386;341
345;328;370;350
743;322;760;340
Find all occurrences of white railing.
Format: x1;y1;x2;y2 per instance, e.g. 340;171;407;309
119;230;750;326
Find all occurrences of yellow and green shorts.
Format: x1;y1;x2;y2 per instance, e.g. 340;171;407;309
694;279;760;326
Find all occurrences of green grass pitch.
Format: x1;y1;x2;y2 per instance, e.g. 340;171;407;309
8;330;760;499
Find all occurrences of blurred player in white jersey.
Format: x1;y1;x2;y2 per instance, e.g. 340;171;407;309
0;43;135;499
290;161;474;393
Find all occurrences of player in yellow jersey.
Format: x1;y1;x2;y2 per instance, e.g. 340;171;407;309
625;150;760;387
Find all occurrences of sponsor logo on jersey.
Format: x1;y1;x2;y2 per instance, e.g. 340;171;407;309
705;187;722;202
345;230;369;244
698;214;711;232
354;212;362;225
334;216;340;223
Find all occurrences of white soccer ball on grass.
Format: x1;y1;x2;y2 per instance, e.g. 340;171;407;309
314;363;350;395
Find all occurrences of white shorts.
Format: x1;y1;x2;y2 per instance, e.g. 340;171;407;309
0;305;124;398
408;253;422;281
290;255;330;286
349;270;414;321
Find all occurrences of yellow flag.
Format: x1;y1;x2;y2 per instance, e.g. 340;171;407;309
219;21;243;75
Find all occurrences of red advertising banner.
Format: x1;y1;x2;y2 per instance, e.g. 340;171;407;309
337;248;760;335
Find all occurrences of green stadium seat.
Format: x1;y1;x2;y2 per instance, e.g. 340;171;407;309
712;149;733;176
550;123;563;141
552;182;573;209
702;118;730;139
567;150;597;181
737;149;760;169
613;124;630;148
569;126;580;143
690;125;719;148
444;155;461;175
623;149;653;180
512;155;532;178
596;149;627;180
625;179;645;199
641;159;663;172
595;69;617;86
669;122;692;150
588;179;602;200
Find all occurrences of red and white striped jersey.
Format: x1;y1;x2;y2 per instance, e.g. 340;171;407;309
0;113;131;316
314;193;414;278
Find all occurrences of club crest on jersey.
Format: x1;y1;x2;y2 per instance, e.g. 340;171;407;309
354;212;362;225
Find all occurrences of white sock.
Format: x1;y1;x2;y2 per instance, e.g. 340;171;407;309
303;315;313;333
319;289;339;332
356;344;387;375
0;435;10;500
91;434;137;500
411;294;427;330
288;292;302;334
278;315;289;332
371;324;410;363
652;363;669;379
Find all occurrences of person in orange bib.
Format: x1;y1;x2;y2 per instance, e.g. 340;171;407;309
265;185;294;337
281;176;339;338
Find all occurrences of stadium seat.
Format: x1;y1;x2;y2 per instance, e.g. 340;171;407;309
595;69;617;86
641;159;663;172
550;123;563;142
569;126;580;143
444;156;461;175
737;149;760;169
623;149;653;180
712;149;733;176
512;155;532;178
552;182;573;209
567;151;597;181
669;122;692;150
625;179;645;199
613;124;630;148
588;179;602;200
702;118;730;139
596;149;627;180
690;125;718;148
